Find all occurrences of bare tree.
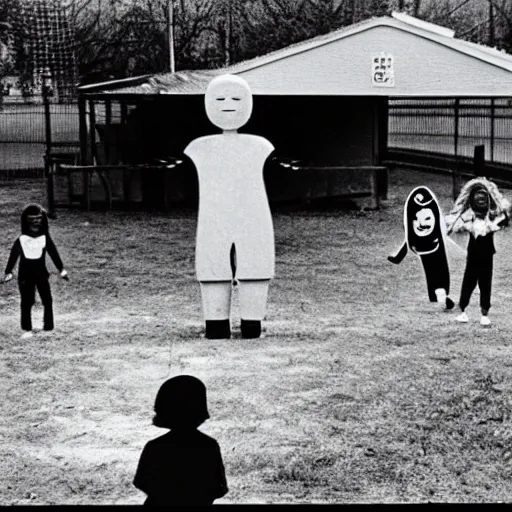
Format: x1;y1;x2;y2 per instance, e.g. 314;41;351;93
490;0;512;51
173;0;219;69
0;0;21;77
420;0;511;49
46;0;511;85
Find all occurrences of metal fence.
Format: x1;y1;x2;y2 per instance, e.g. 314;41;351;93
0;91;79;172
1;94;511;173
388;98;512;166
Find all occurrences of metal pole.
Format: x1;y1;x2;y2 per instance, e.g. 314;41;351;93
89;99;97;164
43;74;52;162
78;94;88;165
105;99;112;164
225;0;231;66
120;102;128;124
83;99;97;210
120;102;128;165
490;97;495;163
452;98;460;201
168;0;175;73
105;98;112;125
42;74;55;217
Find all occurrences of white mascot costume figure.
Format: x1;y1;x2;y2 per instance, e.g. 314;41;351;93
184;74;275;339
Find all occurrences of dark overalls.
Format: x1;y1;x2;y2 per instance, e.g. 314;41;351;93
459;232;495;313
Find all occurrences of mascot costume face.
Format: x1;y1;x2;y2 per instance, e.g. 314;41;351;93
406;187;443;256
19;204;50;262
446;177;511;235
204;75;253;131
388;186;454;310
22;204;48;237
184;75;276;339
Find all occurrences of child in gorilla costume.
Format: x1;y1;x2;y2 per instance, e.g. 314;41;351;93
445;177;510;326
4;204;69;337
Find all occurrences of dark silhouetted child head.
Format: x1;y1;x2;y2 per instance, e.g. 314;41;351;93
153;375;210;430
21;203;49;236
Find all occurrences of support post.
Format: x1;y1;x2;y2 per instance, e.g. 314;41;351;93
105;99;112;163
84;99;97;210
490;98;495;163
376;97;389;200
474;144;485;177
168;0;175;73
42;74;56;218
371;169;381;209
78;94;88;165
452;98;460;201
120;102;128;124
105;98;112;125
43;75;52;165
89;99;97;164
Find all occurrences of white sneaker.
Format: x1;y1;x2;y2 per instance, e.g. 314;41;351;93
456;312;469;323
435;289;447;311
480;316;491;326
21;331;34;339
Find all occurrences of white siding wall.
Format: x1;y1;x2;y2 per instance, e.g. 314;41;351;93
240;26;512;97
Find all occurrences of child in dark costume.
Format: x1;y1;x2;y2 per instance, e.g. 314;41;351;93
133;375;228;506
445;178;510;326
4;204;69;338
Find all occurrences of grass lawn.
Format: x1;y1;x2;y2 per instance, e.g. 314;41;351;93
1;168;512;504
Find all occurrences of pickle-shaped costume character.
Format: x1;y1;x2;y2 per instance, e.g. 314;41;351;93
388;186;454;310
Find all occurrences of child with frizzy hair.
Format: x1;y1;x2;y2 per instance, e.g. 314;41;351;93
134;375;228;506
445;177;510;326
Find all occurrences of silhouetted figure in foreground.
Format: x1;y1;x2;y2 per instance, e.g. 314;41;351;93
134;375;228;505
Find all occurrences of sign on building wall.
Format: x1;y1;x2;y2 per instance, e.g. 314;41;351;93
372;53;395;87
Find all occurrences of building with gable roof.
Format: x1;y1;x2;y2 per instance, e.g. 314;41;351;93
61;12;512;209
